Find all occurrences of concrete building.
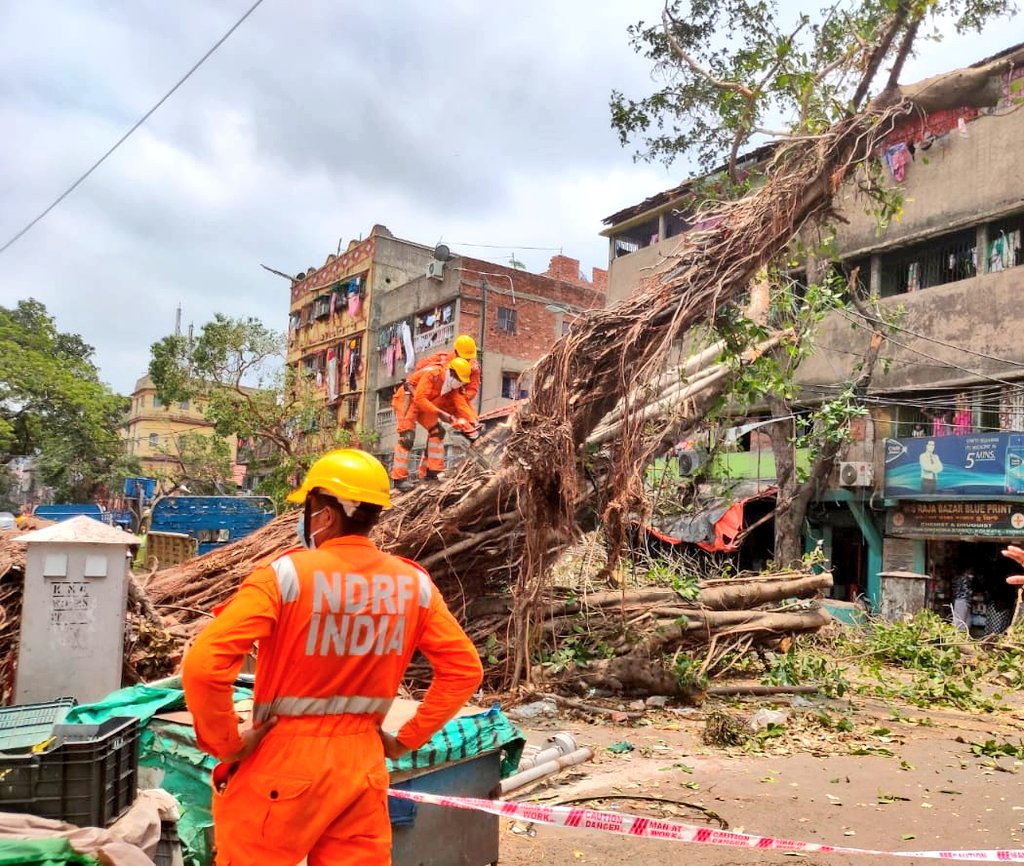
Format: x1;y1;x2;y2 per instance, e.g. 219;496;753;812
370;252;607;464
284;225;607;468
285;225;437;437
599;44;1024;626
123;374;238;480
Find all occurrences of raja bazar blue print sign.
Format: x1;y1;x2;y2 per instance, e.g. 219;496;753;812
883;433;1024;498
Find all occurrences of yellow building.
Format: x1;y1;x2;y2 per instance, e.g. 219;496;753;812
122;375;238;479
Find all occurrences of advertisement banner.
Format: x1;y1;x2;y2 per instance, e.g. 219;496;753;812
886;499;1024;538
883;433;1024;498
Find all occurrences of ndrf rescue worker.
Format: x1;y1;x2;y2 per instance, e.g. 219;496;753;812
182;449;483;866
390;357;478;490
414;333;481;403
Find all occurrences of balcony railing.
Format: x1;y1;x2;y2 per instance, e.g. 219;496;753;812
414;322;455;355
376;408;395;428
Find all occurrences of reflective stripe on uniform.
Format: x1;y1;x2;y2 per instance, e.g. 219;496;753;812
271;556;300;603
424;438;446;471
253;694;394;723
392;444;411;480
416;569;432;608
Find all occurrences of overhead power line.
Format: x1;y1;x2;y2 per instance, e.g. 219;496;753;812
0;0;267;256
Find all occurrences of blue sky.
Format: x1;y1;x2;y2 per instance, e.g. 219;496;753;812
0;1;1010;394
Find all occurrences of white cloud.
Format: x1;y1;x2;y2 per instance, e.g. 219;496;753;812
0;0;1010;393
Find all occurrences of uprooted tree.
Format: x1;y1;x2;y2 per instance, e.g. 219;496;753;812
147;1;1020;694
610;0;1020;568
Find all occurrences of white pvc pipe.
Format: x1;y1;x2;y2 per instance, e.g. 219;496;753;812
499;747;594;796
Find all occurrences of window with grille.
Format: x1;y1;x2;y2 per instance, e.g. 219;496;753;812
878;229;977;296
497;306;517;334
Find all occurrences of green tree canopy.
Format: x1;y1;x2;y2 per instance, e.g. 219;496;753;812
612;0;1016;177
0;299;138;502
149;314;375;505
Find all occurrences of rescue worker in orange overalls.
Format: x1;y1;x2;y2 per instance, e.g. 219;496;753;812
181;449;483;866
415;333;481;403
390;356;478;491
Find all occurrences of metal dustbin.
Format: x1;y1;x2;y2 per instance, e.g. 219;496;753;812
389;750;501;866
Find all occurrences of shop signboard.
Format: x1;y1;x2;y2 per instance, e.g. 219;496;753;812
886;499;1024;538
883;432;1024;498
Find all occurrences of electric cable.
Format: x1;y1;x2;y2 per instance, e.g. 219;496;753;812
0;0;267;256
837;308;1024;390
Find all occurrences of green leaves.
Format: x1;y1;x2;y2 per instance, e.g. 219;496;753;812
610;0;1016;173
0;299;138;502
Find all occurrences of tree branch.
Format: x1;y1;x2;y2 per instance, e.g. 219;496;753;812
883;11;922;93
661;5;755;100
850;7;909;110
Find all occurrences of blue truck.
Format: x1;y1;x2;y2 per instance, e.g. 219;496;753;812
33;503;107;523
149;496;276;555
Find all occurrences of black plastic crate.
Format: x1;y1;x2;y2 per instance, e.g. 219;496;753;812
0;716;139;828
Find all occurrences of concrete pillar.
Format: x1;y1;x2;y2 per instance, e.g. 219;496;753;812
658;213;667;242
977;224;989;275
15;516;134;705
869;254;882;296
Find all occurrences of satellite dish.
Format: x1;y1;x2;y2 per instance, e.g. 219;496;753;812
433;244;451;262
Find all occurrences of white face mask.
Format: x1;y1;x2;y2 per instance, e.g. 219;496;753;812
441;374;463;396
296;506;329;548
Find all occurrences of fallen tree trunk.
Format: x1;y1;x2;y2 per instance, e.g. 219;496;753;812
140;51;1015;690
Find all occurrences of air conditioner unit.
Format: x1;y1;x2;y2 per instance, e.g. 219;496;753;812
674;448;707;476
426;259;445;281
839;461;874;487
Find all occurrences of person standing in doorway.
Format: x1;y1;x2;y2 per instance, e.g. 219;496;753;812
952;559;974;631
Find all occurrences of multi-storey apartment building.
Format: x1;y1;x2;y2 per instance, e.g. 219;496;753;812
600;43;1024;627
123;374;238;480
370;251;606;465
285;225;436;435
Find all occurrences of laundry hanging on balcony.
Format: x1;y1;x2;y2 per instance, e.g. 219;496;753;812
326;347;338;401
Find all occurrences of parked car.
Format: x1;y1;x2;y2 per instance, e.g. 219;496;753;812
0;512;16;530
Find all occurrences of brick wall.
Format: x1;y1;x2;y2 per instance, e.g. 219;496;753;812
542;254;608;294
456;255;605;362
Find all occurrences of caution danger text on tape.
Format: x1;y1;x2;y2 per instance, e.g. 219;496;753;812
387;788;1024;861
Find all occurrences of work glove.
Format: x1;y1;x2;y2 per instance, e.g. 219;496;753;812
438;411;453;424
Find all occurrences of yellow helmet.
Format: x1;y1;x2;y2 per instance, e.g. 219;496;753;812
453;334;477;360
287;448;392;508
449;357;472;383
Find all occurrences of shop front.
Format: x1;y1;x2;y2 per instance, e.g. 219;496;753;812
883;433;1024;633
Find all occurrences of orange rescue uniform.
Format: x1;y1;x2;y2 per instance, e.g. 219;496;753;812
415;350;481;402
182;534;483;866
390;364;478;481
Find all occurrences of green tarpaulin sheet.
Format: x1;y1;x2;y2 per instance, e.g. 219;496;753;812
0;839;100;866
65;686;525;866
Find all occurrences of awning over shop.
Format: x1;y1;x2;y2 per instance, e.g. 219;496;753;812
644;484;777;553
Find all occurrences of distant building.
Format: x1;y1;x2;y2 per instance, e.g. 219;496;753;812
122;374;238;480
284;225;607;468
285;225;438;439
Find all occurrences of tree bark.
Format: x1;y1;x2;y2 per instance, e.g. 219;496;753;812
874;45;1024;114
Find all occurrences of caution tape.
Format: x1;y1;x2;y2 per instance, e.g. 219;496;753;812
387;788;1024;861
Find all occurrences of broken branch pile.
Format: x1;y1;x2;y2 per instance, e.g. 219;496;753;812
404;569;833;697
